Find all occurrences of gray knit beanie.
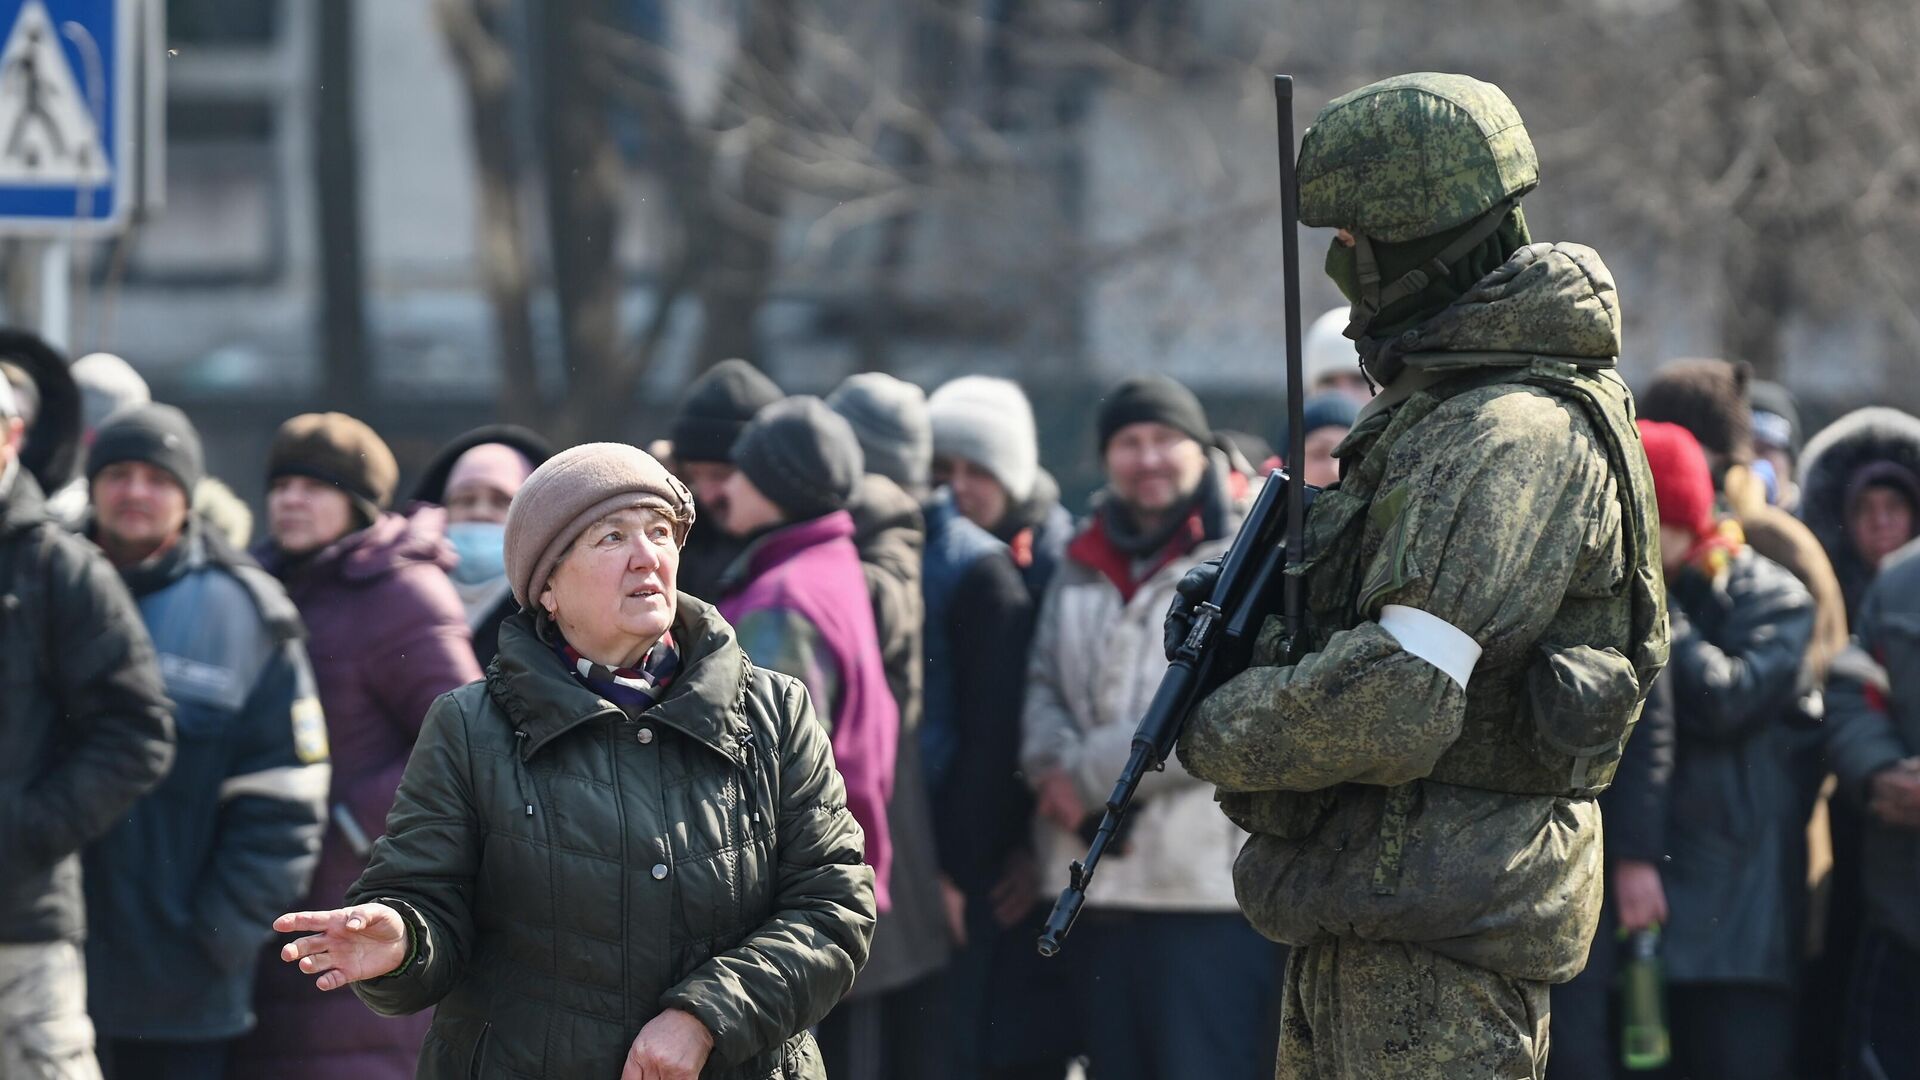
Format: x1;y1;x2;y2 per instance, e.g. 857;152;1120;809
927;376;1038;503
827;372;931;492
504;442;694;610
731;396;865;522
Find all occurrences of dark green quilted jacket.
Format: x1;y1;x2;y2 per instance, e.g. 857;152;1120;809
347;596;875;1078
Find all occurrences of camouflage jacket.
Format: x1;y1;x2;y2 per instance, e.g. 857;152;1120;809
1178;243;1668;983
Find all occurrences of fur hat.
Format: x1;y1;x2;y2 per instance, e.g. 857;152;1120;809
1639;358;1753;466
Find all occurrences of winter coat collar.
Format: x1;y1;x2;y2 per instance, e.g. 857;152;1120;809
253;506;458;586
1068;452;1235;602
487;595;752;766
1366;242;1621;385
720;509;859;592
845;474;925;569
105;515;204;597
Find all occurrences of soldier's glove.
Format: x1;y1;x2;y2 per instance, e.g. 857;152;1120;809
1163;558;1223;661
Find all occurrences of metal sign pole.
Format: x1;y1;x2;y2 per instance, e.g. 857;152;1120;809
38;234;67;348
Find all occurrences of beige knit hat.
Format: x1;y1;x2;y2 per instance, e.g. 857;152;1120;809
503;442;694;610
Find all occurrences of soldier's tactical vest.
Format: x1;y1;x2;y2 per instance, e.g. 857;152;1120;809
1289;354;1669;799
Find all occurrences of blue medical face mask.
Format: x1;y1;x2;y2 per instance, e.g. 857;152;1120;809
447;521;507;585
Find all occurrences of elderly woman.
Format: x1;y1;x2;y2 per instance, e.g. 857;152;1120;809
273;443;876;1079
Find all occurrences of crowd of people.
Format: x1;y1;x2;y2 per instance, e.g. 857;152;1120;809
0;306;1917;1080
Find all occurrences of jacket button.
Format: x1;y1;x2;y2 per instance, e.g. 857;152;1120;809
651;863;669;880
636;727;654;745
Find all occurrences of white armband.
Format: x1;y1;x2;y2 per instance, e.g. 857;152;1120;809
1378;604;1482;690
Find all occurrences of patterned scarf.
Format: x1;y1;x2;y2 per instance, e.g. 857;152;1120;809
554;634;680;710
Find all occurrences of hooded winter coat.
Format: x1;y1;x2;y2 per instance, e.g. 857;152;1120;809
1800;407;1920;622
1179;243;1668;983
346;601;875;1079
1661;547;1816;986
0;329;86;528
232;508;482;1080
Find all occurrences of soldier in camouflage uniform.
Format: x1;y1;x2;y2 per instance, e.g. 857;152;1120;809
1173;73;1670;1079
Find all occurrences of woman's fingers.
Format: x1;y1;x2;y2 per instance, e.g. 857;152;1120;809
280;932;333;963
273;909;338;934
316;968;354;992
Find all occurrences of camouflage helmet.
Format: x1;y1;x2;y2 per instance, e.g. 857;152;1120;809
1298;72;1538;243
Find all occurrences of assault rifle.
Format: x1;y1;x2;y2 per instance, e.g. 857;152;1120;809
1037;74;1311;958
1036;469;1308;956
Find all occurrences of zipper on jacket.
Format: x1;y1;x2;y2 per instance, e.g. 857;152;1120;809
468;1020;491;1079
511;731;534;816
737;728;762;827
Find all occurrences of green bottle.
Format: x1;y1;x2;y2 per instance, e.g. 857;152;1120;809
1619;926;1671;1071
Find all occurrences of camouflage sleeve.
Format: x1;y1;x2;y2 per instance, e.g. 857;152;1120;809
1179;387;1613;792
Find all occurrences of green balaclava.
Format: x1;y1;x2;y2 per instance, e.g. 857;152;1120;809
1324;204;1531;341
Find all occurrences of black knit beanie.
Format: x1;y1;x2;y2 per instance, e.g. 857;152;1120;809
731;396;864;521
1639;358;1753;464
670;359;783;464
1097;374;1211;451
87;403;204;494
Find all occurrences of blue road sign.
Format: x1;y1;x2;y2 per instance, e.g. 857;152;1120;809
0;0;132;235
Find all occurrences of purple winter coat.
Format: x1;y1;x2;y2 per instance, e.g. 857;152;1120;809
232;508;483;1080
718;511;899;911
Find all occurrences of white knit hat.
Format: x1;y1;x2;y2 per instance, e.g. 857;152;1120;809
928;375;1038;503
1303;307;1358;390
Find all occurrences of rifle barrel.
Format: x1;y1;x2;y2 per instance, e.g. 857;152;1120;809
1275;75;1307;639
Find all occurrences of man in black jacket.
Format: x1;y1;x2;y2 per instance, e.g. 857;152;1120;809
80;405;328;1080
0;370;173;1080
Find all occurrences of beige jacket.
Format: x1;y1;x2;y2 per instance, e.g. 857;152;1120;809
1020;497;1247;913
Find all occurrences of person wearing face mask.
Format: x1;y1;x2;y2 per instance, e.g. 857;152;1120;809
1021;373;1278;1080
408;426;553;668
1171;73;1667;1078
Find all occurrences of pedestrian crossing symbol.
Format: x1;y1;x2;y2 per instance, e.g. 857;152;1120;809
0;0;131;234
0;0;107;184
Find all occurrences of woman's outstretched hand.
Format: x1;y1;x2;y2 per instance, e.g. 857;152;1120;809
275;903;410;991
